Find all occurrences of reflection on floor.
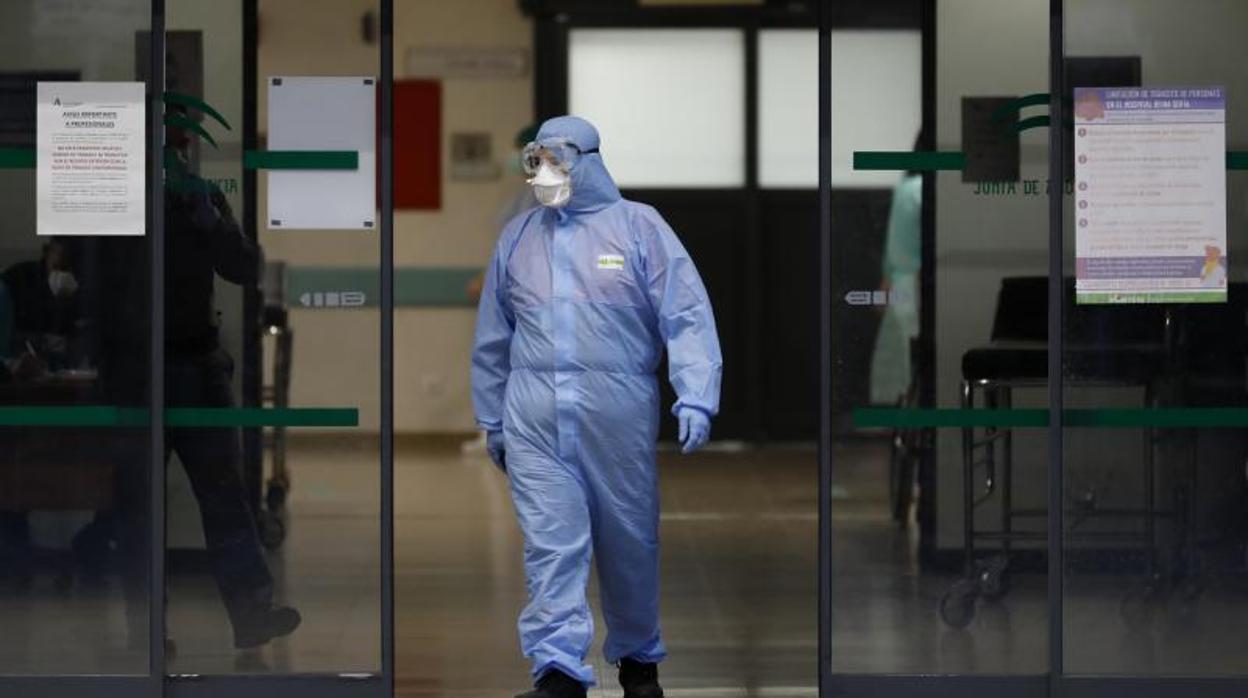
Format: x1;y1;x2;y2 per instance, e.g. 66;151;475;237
10;436;1248;687
829;440;1047;675
395;442;818;697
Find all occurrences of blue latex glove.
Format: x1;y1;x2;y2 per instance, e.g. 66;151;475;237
486;430;506;472
677;407;711;454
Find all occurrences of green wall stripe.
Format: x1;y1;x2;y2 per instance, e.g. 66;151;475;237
243;150;357;170
855;408;1248;429
0;407;357;427
1228;152;1248;170
286;267;482;308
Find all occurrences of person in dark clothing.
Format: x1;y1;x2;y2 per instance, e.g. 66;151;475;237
0;240;79;588
2;239;79;339
101;102;300;651
164;109;300;648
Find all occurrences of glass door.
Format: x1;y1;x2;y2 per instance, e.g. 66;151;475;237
0;1;156;696
824;1;1248;696
1059;1;1248;696
826;0;1051;693
162;0;392;696
0;1;394;696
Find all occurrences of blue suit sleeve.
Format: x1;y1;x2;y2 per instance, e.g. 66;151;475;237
640;211;723;417
471;240;515;432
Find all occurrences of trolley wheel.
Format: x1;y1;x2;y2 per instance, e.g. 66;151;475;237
265;481;288;512
258;510;286;551
1120;584;1160;631
940;579;979;629
979;562;1011;602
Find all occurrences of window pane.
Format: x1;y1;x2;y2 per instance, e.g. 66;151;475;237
759;29;921;188
569;28;745;188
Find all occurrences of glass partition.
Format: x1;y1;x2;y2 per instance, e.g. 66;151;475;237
160;0;383;678
833;0;1049;675
0;0;153;677
1062;0;1248;677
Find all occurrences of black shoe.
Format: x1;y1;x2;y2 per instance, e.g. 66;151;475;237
515;669;587;698
232;605;302;649
619;658;664;698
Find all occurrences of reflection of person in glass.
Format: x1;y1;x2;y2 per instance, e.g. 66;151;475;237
0;240;82;587
473;116;722;698
870;140;922;405
157;102;301;649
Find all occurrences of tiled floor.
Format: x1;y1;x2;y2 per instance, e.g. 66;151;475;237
8;436;1248;693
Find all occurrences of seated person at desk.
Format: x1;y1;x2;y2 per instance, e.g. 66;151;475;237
0;239;82;381
0;244;82;587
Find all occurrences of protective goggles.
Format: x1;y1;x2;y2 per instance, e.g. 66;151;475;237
521;138;599;175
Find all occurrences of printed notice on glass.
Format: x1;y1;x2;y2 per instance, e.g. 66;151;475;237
1074;86;1226;304
36;81;145;237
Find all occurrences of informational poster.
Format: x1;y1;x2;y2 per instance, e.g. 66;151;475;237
267;76;375;230
36;81;145;237
1074;86;1226;304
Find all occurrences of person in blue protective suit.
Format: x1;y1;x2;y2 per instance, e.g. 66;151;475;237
471;115;722;698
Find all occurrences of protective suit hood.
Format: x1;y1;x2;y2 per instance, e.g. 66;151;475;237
534;115;621;214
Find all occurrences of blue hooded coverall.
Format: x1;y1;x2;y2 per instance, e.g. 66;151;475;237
471;116;723;685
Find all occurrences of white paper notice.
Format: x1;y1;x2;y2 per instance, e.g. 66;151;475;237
1074;86;1227;304
37;81;145;237
267;76;376;230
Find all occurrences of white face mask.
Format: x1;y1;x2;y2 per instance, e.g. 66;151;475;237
48;270;78;298
528;162;572;208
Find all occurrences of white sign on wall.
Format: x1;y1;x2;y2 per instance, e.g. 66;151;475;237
267;76;376;231
1074;86;1227;304
37;81;145;236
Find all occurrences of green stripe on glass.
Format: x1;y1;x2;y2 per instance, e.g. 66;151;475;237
855;408;1248;429
243;150;358;170
1012;115;1051;133
166;408;358;427
0;148;35;168
853;151;966;171
991;93;1051;122
0;407;357;427
854;408;1047;428
163;91;233;131
0;406;146;427
853;151;1248;172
